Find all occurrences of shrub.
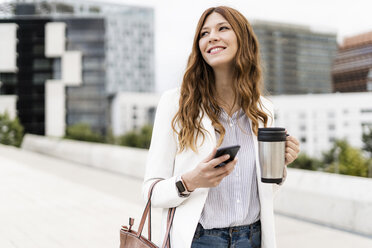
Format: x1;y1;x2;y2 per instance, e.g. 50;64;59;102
322;139;369;177
65;123;103;143
289;153;324;171
117;125;153;149
0;112;24;147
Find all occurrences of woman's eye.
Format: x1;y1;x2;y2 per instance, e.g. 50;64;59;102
200;31;208;37
220;26;229;31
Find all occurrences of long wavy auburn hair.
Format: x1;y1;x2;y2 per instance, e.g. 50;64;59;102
172;6;270;153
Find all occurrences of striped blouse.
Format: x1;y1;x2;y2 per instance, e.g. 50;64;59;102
199;108;260;229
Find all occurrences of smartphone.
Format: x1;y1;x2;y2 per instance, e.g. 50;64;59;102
213;145;241;168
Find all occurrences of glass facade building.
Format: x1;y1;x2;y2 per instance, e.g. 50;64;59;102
0;17;53;134
252;21;338;95
0;0;154;135
332;31;372;92
61;17;108;133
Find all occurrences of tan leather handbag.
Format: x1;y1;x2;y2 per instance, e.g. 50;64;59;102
120;180;176;248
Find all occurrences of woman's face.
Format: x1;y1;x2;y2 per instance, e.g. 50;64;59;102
199;12;238;70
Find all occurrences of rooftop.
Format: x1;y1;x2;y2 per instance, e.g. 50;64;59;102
342;30;372;49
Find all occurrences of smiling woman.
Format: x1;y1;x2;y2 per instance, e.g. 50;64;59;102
174;6;267;152
142;5;300;248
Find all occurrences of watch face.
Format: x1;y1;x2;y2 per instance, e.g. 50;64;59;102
176;180;186;193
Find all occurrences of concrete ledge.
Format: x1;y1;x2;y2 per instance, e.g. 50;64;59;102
274;168;372;237
21;134;147;180
21;134;372;237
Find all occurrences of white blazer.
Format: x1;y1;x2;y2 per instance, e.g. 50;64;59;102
143;88;284;248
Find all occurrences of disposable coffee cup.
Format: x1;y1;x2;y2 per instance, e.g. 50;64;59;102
258;127;286;184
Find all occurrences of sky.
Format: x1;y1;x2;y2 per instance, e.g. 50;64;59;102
1;0;371;92
112;0;371;92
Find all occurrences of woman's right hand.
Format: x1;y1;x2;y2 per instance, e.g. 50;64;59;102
182;147;238;192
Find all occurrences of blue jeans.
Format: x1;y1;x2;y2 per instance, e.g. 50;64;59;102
191;220;261;248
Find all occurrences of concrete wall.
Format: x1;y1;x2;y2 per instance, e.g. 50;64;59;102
62;51;82;86
0;23;17;72
21;134;147;180
45;80;65;137
21;134;372;237
274;168;372;237
45;22;66;58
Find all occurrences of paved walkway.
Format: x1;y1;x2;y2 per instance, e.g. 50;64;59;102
1;144;372;247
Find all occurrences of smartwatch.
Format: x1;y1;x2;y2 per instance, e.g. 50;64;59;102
175;175;191;197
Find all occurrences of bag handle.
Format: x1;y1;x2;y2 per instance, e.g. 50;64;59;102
137;179;176;247
162;207;176;248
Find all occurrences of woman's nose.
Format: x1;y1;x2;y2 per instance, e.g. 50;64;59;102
208;30;220;42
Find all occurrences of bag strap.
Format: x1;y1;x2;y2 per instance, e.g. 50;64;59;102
137;179;176;248
137;179;161;238
162;208;176;248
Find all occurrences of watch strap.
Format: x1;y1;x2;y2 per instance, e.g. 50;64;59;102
175;175;191;197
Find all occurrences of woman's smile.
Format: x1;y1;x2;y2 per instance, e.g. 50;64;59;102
208;46;226;55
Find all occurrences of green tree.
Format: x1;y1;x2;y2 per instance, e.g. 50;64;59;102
362;127;372;177
0;112;24;147
118;131;140;147
290;153;324;171
322;139;368;177
118;125;153;149
105;127;116;145
137;125;153;148
65;123;103;143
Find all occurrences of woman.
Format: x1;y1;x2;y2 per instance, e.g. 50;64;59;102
143;6;300;248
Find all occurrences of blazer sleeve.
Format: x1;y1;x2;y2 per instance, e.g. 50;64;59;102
142;89;189;208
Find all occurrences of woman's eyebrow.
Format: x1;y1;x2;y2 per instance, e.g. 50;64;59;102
201;22;230;31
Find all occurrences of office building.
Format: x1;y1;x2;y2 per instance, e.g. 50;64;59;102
252;20;338;95
332;31;372;92
0;0;154;136
111;92;160;136
271;92;372;158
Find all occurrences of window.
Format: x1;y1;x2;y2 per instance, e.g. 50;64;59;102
367;82;372;91
33;73;52;84
33;59;52;70
147;107;156;125
361;109;372;113
327;112;335;118
32;45;44;55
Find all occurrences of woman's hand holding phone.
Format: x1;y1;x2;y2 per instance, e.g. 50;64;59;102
182;147;238;192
